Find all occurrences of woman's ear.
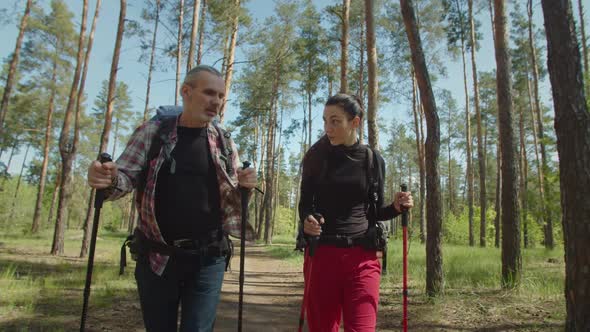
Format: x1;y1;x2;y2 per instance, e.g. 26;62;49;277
351;116;361;129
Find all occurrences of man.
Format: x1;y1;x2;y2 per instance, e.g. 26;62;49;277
87;65;256;331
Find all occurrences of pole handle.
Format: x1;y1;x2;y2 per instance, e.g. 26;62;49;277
308;213;322;257
94;153;113;209
400;184;409;227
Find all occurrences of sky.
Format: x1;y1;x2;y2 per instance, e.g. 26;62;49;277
0;0;583;175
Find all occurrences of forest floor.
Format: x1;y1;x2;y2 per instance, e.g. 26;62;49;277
0;231;565;331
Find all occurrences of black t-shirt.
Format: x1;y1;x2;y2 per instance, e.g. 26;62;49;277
299;139;398;238
155;126;221;243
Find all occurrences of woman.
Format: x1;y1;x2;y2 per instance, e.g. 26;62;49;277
298;93;414;332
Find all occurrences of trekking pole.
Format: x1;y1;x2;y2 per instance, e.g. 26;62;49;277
298;213;321;332
238;161;251;332
400;184;409;332
80;153;112;332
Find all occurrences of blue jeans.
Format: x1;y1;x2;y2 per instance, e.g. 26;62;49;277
135;254;226;332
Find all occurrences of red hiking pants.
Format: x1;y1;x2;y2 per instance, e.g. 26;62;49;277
303;245;381;332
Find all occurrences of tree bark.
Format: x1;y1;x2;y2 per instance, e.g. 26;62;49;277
412;71;426;243
0;0;32;140
518;103;529;248
175;0;185;106
364;0;379;150
469;0;486;247
143;0;161;122
197;0;207;65
358;7;365;144
219;0;241;123
9;144;30;220
578;0;588;86
340;0;350;93
494;136;501;248
460;35;475;247
187;0;201;71
541;0;590;329
47;170;61;228
401;0;443;296
76;0;104;258
32;57;58;234
51;0;89;256
527;0;553;249
493;0;521;289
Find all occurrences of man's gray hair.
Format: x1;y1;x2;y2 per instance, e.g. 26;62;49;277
183;65;223;84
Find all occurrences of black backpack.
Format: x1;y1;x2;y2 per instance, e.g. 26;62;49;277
120;106;235;275
135;105;234;208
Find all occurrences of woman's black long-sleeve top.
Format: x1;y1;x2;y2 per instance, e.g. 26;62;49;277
298;137;400;238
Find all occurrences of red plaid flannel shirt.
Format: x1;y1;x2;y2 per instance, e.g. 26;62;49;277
107;116;255;275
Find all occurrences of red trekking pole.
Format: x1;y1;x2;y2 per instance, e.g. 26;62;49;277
298;213;321;332
400;184;409;332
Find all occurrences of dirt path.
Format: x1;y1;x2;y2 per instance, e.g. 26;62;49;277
215;245;304;331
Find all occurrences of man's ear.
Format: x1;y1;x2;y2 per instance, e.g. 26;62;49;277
180;83;191;99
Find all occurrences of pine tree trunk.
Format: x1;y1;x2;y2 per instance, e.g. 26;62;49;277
175;0;185;106
51;0;89;256
143;0;161;121
469;0;487;247
196;0;207;65
578;0;589;86
526;74;546;240
365;0;379;150
82;0;126;256
340;0;350;93
308;83;312;149
187;0;201;71
32;59;58;234
459;38;475;247
494;0;521;288
76;0;103;257
527;0;553;249
9;144;30;220
358;8;365;144
0;0;32;139
257;114;268;239
80;188;95;256
401;0;443;296
263;103;277;244
490;0;500;249
519;104;529;248
494;136;501;248
541;0;590;328
47;170;61;227
219;0;241;123
412;71;426;243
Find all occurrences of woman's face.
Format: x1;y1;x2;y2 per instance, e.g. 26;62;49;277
323;105;360;146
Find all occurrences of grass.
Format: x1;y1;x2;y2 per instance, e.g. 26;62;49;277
0;229;138;330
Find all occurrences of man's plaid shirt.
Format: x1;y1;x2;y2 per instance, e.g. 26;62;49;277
106;116;255;275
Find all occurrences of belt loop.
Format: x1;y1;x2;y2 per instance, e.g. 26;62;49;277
346;237;353;247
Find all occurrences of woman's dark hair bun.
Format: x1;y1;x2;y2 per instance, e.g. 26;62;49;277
325;93;364;120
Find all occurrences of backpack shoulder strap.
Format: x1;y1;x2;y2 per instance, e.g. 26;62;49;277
136;116;176;206
365;146;380;225
213;122;234;175
365;146;379;203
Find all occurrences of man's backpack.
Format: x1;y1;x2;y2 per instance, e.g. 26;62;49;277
120;106;235;275
135;105;234;208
